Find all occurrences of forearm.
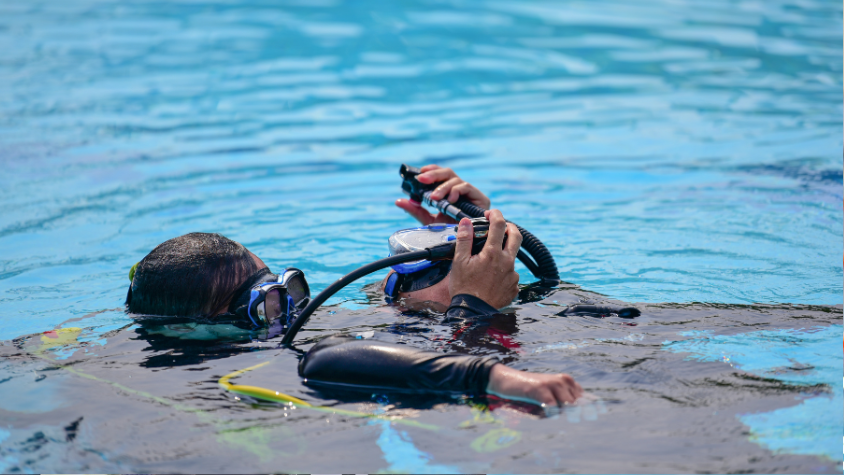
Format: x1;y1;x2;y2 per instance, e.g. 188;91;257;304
299;337;584;407
299;336;499;395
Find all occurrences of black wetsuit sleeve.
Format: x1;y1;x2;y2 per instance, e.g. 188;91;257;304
299;336;499;395
557;304;641;319
446;294;499;319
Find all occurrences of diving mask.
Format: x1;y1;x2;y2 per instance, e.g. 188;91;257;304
384;224;456;298
384;220;506;298
227;267;310;329
388;224;458;274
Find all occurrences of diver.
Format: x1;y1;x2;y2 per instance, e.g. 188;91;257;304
126;211;584;408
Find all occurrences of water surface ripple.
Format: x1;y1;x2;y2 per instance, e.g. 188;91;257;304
0;0;841;473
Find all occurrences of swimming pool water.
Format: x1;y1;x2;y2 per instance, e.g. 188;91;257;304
0;0;841;472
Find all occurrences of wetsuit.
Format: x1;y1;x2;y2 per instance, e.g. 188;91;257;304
299;295;640;394
299;294;500;395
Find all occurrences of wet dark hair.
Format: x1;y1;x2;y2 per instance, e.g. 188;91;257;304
126;232;261;318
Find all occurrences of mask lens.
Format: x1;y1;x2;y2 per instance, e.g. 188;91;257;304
264;288;283;324
285;274;308;306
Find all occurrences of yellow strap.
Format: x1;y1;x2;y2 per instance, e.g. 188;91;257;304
31;328;440;432
217;362;440;431
218;361;311;406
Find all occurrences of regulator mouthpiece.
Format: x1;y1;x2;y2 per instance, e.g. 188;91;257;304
400;164;435;202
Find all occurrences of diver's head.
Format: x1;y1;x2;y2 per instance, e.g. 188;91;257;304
126;232;265;318
381;224;456;307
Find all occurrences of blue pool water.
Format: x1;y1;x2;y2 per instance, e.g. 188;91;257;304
664;325;843;461
0;0;841;472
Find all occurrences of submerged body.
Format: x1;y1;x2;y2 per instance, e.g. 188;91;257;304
125;209;582;406
6;287;840;473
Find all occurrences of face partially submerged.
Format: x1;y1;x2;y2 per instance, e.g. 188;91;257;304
382;270;453;308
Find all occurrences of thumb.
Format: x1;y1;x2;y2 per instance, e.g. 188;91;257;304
454;218;473;263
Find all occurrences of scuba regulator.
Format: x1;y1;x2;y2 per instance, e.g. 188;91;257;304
399;164;560;285
281;164;562;346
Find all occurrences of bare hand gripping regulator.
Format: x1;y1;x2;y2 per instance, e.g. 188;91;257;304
399;164;560;285
280;164;562;346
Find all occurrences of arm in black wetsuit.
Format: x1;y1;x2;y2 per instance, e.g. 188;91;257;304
446;293;499;319
558;304;641;318
299;294;501;394
299;336;499;394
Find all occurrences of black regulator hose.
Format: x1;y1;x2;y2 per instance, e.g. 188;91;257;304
281;246;453;346
281;166;563;346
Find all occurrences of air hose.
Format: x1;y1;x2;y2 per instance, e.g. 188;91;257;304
281;247;451;346
281;165;563;346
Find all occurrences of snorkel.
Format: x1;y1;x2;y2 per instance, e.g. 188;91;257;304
280;165;561;346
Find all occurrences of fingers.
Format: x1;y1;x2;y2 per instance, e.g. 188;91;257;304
554;374;583;405
537;388;557;407
504;223;522;258
506;270;520;302
559;374;583;404
483;209;507;255
446;182;484;205
417;166;457;185
550;382;573;406
430;176;462;201
453;218;473;263
416;165;492;208
395;199;436;225
562;374;580;403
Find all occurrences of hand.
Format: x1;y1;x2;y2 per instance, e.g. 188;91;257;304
448;209;522;309
486;364;584;407
395;164;491;225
